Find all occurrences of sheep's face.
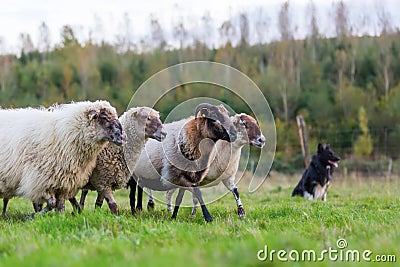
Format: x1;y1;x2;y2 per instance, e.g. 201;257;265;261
145;110;166;142
195;103;237;143
132;107;166;142
88;108;126;146
235;114;265;148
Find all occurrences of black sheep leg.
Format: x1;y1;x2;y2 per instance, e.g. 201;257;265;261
69;197;82;214
2;198;9;216
79;189;89;209
128;176;137;216
32;202;43;212
192;187;213;222
136;186;143;211
95;194;104;209
171;188;185;220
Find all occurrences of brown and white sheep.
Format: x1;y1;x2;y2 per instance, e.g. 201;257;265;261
77;107;166;216
0;101;125;216
165;113;265;218
132;103;237;222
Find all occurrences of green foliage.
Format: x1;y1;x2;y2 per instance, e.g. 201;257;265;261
1;31;400;169
354;107;373;156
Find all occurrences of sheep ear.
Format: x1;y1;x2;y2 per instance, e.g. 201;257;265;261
233;114;241;123
218;104;229;115
88;110;98;121
131;110;139;118
196;107;209;118
233;114;243;125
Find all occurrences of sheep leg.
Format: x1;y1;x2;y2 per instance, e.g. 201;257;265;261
55;196;66;212
104;190;118;216
27;195;56;219
166;188;176;213
223;179;245;218
147;189;155;211
191;187;213;222
68;197;82;214
136;185;143;212
79;189;89;209
32;202;43;212
232;187;245;218
127;177;137;216
171;188;185;220
191;194;199;217
95;194;105;209
2;198;9;216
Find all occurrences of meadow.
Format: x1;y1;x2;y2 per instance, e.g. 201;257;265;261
0;172;398;267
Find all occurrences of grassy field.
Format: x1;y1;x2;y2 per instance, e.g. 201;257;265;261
0;172;399;267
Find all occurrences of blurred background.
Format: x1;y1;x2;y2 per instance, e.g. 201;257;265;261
0;0;399;175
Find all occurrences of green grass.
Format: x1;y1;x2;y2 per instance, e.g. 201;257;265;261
0;172;399;267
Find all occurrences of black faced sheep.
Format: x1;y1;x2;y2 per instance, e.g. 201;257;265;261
0;100;125;216
165;113;265;218
131;103;237;222
77;107;166;216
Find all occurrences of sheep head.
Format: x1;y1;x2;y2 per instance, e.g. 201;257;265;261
194;103;237;143
233;113;265;148
131;107;166;142
87;104;126;146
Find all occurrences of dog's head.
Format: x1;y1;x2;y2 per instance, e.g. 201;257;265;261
317;143;340;168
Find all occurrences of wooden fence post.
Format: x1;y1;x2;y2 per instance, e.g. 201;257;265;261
296;115;311;167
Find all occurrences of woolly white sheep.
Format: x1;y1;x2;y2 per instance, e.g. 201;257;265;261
77;106;166;216
132;103;237;222
0;100;125;216
165;113;265;218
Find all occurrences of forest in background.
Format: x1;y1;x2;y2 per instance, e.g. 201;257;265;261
0;1;399;174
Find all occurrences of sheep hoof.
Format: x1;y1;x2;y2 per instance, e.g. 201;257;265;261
108;203;118;216
204;216;213;223
72;206;82;215
190;209;197;217
135;211;141;217
147;201;155;211
167;205;173;213
238;206;246;219
71;207;82;216
136;206;143;213
25;213;35;220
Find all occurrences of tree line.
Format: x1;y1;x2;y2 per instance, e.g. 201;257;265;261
0;1;399;172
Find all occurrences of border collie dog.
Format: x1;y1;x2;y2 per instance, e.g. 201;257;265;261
292;144;340;200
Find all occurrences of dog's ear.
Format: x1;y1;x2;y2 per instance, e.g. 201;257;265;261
325;144;331;150
318;143;323;154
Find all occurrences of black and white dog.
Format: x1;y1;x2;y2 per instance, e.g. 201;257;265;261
292;144;340;200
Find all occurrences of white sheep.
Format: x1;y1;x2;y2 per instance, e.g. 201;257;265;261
165;113;265;218
77;106;166;216
0;100;125;216
132;103;237;222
